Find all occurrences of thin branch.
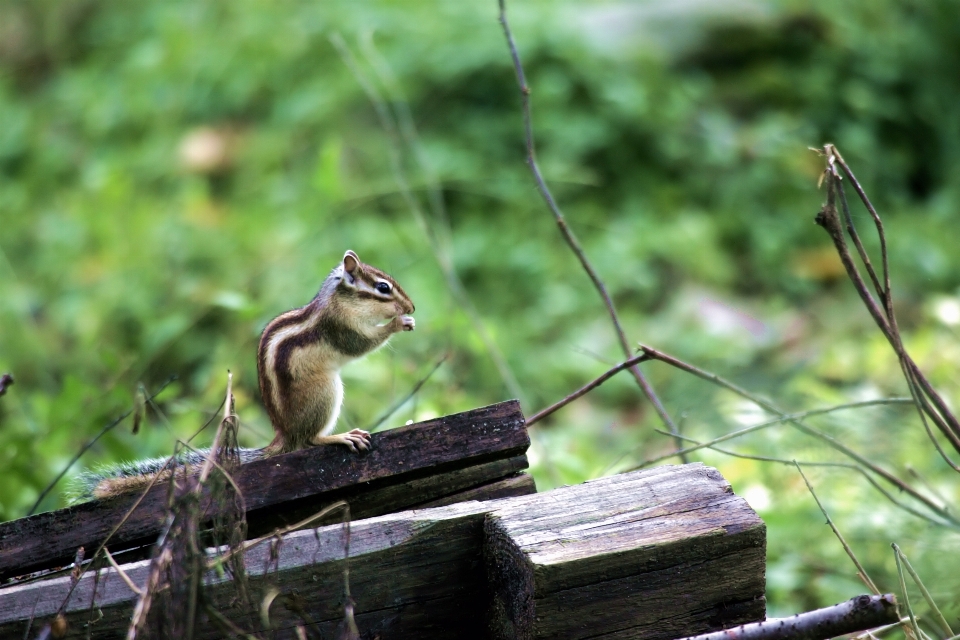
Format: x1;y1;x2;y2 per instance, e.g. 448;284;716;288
674;595;899;640
796;462;881;595
637;344;959;526
852;619;912;640
28;375;178;516
526;353;651;427
330;32;526;405
892;544;954;637
817;147;960;454
629;397;913;470
211;500;349;568
829;147;892;313
894;545;923;640
198;370;234;485
102;547;143;596
204;604;258;640
828;153;885;304
496;0;682;452
657;432;949;527
368;354;447;432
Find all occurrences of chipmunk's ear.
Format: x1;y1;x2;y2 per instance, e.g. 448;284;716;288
342;250;361;281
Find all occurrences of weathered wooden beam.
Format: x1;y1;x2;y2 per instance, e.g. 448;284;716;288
0;464;764;640
0;400;528;580
485;464;766;639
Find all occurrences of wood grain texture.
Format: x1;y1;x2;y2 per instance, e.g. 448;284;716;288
0;465;764;640
484;464;766;640
0;501;494;639
0;400;527;579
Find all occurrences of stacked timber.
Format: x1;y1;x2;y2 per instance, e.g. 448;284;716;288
0;400;531;581
0;402;766;639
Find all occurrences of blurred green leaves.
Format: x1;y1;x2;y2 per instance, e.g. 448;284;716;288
1;0;959;623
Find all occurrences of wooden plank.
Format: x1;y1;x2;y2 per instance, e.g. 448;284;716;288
419;473;536;509
0;502;494;639
484;464;766;640
0;465;764;640
0;400;527;580
245;455;533;536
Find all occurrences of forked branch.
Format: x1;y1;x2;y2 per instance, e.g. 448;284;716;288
497;0;681;451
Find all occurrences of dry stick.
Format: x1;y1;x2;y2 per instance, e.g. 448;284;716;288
818;152;960;453
829;147;893;319
674;594;899;640
329;33;525;405
829;153;885;304
852;619;912;640
204;604;258;640
660;432;948;526
831;166;946;440
893;546;923;640
55;384;228;618
631;397;913;469
526;353;651;426
368;354;447;432
637;345;959;526
795;462;881;595
898;358;960;473
211;500;349;568
892;544;954;638
340;503;359;638
102;547;143;596
496;0;683;456
28;374;178;516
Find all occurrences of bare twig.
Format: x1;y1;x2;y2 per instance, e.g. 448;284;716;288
103;547;143;596
211;500;349;568
630;398;912;469
496;0;682;453
817;147;960;457
204;604;258;640
637;345;959;526
673;594;899;640
892;544;954;637
828;147;892;315
340;503;359;638
330;32;525;405
893;545;923;640
526;353;651;427
368;354;447;432
657;432;949;526
796;462;881;594
27;375;178;516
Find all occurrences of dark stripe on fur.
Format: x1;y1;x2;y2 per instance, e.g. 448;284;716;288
257;303;318;428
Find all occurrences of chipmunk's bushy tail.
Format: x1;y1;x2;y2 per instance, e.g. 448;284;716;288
67;448;265;503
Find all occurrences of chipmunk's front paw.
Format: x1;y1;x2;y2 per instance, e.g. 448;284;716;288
339;429;371;453
401;315;415;331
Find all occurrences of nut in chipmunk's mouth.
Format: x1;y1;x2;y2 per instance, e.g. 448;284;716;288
376;315;416;330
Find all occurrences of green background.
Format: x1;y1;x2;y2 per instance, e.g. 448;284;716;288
1;0;958;626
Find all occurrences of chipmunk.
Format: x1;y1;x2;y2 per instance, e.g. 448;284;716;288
71;250;415;501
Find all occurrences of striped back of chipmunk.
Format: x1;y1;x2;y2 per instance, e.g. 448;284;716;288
257;297;324;429
256;251;414;431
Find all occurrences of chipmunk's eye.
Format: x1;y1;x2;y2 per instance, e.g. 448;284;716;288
375;281;391;295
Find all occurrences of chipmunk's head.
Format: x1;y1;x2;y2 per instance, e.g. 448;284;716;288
336;250;415;327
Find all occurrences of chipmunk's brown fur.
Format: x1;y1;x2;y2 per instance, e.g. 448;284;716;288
74;250;414;502
257;250;415;454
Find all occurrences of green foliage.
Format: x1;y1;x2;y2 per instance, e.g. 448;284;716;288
1;0;959;625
